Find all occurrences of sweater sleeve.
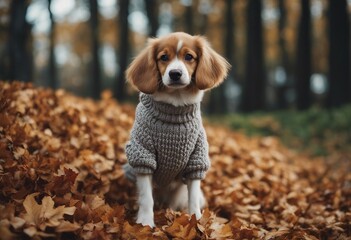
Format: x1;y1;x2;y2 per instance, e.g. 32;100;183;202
183;126;210;180
125;121;156;175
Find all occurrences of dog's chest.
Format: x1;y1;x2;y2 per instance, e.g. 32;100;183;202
151;123;199;161
150;122;199;184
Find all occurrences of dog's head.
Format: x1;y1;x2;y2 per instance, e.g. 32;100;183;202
126;32;231;94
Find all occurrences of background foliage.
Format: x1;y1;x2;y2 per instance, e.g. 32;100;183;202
0;0;350;113
210;104;351;156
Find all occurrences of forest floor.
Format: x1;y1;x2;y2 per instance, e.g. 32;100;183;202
209;104;351;157
0;81;350;239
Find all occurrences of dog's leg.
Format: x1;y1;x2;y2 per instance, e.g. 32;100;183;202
187;179;202;219
136;174;155;227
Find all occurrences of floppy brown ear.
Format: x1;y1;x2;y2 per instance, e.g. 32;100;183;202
125;39;159;94
194;36;231;90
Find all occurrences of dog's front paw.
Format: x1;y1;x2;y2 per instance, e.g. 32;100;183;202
189;207;202;220
136;217;155;228
136;210;155;228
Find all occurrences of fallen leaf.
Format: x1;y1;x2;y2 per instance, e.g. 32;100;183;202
22;193;76;232
122;221;154;239
165;214;197;240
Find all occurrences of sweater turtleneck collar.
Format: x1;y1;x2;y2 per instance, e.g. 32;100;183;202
140;94;200;123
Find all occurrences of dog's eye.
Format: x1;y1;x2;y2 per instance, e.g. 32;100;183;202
160;54;169;61
184;54;193;61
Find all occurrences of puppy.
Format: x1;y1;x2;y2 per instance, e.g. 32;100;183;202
124;32;230;227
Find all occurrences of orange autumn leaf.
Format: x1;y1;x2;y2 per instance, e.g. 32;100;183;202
122;221;154;240
165;214;197;240
210;222;233;239
22;193;76;232
45;168;78;195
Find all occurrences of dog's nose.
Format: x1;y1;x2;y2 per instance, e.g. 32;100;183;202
169;69;182;81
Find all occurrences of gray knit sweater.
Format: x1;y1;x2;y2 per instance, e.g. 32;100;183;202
124;94;210;187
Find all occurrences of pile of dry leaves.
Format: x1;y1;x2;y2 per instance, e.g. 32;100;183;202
0;81;350;239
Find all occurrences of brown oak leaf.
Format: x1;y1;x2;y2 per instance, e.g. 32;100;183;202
165;214;197;240
22;193;76;234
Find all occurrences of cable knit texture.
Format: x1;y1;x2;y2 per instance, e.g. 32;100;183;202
124;94;210;187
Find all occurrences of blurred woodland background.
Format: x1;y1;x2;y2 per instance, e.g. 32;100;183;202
1;2;351;238
0;0;350;114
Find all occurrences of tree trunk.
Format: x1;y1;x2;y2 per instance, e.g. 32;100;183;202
184;4;193;34
199;12;208;35
327;0;350;107
8;0;32;82
144;0;158;37
115;0;129;101
48;0;57;89
295;0;311;110
276;0;289;109
89;0;101;99
208;0;233;114
241;0;265;112
225;0;234;69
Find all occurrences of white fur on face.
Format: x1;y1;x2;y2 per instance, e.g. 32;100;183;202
161;58;191;88
161;40;191;89
177;40;183;52
153;39;204;107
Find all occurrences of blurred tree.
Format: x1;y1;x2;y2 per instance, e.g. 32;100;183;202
144;0;159;37
276;0;289;109
295;0;311;110
184;1;194;34
89;0;101;99
225;0;234;71
241;0;265;111
115;0;129;101
208;0;233;114
48;0;57;89
198;0;209;34
7;0;32;82
198;16;207;35
0;3;9;79
327;0;350;108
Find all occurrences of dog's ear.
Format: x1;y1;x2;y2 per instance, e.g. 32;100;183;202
194;36;231;90
126;39;159;94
